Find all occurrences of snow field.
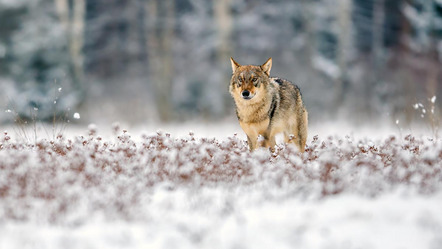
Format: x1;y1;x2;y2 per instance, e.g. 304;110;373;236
0;125;441;249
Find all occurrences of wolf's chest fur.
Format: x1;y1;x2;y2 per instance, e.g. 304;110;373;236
235;78;280;124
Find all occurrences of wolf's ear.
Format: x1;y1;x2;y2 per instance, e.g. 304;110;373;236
230;57;241;72
261;58;272;76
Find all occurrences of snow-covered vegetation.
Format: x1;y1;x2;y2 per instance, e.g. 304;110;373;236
1;125;441;248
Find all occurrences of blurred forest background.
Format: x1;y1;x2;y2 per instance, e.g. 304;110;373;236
0;0;441;127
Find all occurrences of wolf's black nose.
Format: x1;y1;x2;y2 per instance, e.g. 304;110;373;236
242;90;250;97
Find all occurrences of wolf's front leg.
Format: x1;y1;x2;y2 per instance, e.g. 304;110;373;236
247;135;258;151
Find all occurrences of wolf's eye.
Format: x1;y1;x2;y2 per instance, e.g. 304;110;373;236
237;77;243;86
251;78;258;83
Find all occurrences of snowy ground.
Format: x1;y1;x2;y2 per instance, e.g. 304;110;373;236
2;192;441;249
1;122;441;249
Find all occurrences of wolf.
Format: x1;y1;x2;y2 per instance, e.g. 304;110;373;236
229;57;308;152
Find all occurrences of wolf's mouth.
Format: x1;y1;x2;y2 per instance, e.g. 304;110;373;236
242;95;254;100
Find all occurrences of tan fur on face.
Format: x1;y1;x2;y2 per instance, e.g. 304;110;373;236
229;57;308;152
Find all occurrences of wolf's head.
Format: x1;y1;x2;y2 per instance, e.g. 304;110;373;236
229;57;272;101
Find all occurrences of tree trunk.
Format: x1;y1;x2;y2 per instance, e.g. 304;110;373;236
54;0;85;93
368;0;385;116
146;0;175;122
71;0;86;89
335;0;352;111
54;0;69;28
214;0;233;116
160;0;175;121
136;0;148;67
301;0;315;67
423;0;440;135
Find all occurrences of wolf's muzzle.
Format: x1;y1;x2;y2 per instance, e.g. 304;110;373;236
242;90;252;100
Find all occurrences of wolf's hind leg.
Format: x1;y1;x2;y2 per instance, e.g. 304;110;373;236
262;133;276;152
297;110;308;152
285;130;301;152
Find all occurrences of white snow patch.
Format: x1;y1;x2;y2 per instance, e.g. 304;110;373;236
1;192;441;249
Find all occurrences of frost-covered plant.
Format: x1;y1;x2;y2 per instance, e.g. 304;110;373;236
0;129;441;224
4;85;78;143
